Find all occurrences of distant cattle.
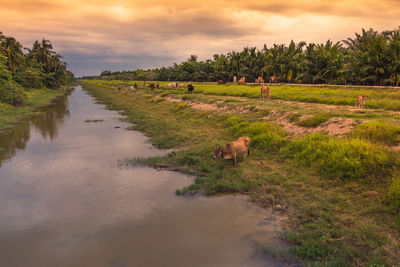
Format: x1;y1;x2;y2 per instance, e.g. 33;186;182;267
134;83;138;89
118;86;121;91
149;83;155;89
187;84;194;93
356;95;368;108
233;76;237;83
178;83;186;88
213;136;251;166
255;77;265;83
238;77;246;85
270;76;278;83
260;86;271;101
129;85;135;92
218;80;225;85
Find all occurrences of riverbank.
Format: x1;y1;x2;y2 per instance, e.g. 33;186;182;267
0;85;75;132
80;80;400;266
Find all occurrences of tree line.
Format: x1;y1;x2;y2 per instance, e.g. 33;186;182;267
0;31;74;106
89;27;400;87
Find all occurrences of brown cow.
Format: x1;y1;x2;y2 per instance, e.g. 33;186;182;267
270;76;278;83
134;83;138;89
213;136;251;166
149;83;155;89
261;86;271;101
238;77;246;85
178;83;186;88
356;95;368;108
218;80;225;84
255;77;265;83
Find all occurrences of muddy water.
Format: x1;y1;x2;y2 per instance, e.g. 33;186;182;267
0;86;286;266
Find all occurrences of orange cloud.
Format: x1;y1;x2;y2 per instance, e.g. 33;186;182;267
1;0;399;75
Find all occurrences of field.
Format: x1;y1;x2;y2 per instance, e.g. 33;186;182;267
80;80;400;266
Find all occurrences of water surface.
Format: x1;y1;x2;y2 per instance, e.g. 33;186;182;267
0;86;286;266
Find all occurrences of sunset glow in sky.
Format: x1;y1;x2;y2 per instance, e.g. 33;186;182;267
1;0;400;76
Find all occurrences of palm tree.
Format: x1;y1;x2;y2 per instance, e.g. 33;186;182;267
28;39;55;72
386;27;400;86
343;28;389;85
0;36;24;74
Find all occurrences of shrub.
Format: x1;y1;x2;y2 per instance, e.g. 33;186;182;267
350;120;400;146
285;133;396;181
0;79;26;106
387;178;400;213
0;55;26;106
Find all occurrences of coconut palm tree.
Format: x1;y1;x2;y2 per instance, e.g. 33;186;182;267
0;35;24;74
386;27;400;86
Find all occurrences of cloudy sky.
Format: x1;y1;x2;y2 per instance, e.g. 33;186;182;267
1;0;399;76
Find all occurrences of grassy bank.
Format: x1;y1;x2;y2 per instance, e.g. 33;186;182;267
0;86;73;132
81;80;400;266
90;80;400;110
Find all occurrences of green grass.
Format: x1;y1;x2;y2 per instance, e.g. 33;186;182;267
296;113;331;128
350;120;400;146
284;133;397;181
86;79;400;111
80;79;400;266
226;116;288;151
388;178;400;213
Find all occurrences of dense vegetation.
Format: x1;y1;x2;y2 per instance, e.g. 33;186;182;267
0;31;74;106
86;27;400;86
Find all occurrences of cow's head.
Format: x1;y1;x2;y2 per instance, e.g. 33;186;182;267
213;146;223;159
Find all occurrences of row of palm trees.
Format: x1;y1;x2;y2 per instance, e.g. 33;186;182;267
95;27;400;86
0;32;74;91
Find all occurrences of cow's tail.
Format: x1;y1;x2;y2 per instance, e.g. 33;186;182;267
248;146;250;156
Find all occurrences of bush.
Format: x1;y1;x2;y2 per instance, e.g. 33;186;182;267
14;67;44;89
387;178;400;213
0;56;26;106
285;133;396;181
350;120;400;146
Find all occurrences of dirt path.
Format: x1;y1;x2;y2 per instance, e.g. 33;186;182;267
165;96;359;137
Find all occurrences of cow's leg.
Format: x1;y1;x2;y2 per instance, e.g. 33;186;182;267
234;154;237;166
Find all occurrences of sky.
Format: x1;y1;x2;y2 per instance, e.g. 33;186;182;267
1;0;400;77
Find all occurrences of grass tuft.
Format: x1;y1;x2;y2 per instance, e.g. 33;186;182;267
387;177;400;213
296;113;331;128
284;133;396;181
350;120;400;146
